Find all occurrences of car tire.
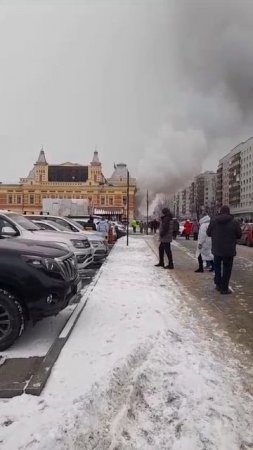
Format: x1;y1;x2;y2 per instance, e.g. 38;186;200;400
0;290;25;351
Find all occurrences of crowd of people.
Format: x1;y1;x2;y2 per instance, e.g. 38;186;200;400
131;219;160;234
155;206;242;295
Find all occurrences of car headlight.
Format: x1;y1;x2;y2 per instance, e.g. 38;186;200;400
22;255;61;273
90;240;99;248
55;241;71;250
70;239;86;249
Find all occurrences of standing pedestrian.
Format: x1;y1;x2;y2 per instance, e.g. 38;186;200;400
172;218;180;240
192;219;199;241
150;221;154;234
86;215;97;231
195;214;214;273
207;206;242;294
184;219;192;240
97;217;109;234
131;219;137;233
155;208;174;269
153;219;159;234
139;221;144;234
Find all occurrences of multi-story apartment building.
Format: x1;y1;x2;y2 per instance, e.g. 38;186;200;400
203;171;217;213
0;149;137;220
190;171;216;217
174;187;191;219
174;171;216;219
216;137;253;219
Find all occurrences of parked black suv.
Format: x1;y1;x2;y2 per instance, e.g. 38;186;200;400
0;238;81;351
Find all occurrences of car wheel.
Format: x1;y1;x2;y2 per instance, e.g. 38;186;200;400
0;290;25;351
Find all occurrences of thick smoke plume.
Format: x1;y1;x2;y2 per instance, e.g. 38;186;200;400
138;0;253;206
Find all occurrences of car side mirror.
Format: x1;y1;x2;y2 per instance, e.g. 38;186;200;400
1;226;18;237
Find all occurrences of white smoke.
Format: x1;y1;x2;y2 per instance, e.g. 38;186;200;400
138;124;205;195
137;0;253;206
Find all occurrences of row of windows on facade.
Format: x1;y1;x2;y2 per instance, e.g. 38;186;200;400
6;194;128;205
241;193;253;198
35;176;103;183
29;180;102;187
235;202;253;207
241;149;253;159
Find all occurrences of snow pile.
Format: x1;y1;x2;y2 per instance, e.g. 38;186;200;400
0;237;252;450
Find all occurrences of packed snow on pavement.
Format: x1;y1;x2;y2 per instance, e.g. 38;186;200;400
0;237;252;450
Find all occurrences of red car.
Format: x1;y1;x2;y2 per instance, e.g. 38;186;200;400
239;223;253;247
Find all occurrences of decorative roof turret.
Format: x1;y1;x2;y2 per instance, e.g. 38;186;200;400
35;147;47;165
91;150;101;167
110;162;128;180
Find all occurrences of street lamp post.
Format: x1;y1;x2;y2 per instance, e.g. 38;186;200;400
146;190;149;235
126;170;130;246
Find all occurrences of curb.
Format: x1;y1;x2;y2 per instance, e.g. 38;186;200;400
25;267;103;396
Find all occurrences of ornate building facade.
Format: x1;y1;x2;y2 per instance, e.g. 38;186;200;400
0;149;137;219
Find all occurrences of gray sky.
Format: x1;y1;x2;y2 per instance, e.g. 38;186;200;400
1;0;253;195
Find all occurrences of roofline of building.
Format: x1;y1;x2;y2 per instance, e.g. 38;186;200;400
219;136;253;165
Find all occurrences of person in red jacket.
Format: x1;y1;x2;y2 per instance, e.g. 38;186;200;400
184;219;192;240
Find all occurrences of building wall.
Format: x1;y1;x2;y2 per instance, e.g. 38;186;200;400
174;172;216;219
217;137;253;218
0;155;137;219
240;141;253;211
0;183;136;219
204;172;216;212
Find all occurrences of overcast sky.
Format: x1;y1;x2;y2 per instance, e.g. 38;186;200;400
1;0;253;195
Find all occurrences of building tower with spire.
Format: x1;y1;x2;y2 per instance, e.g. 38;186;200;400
34;148;48;183
89;150;102;184
20;148;48;184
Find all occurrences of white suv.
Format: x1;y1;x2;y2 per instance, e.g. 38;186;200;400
0;212;94;273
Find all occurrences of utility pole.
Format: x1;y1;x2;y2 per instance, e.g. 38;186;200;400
126;170;130;246
146;190;149;235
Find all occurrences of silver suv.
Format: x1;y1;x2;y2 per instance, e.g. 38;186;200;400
27;215;108;262
0;212;94;272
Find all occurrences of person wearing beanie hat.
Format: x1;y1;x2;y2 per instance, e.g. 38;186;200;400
207;205;242;294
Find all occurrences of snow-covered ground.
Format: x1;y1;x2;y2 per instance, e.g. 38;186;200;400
1;237;252;450
1;305;76;358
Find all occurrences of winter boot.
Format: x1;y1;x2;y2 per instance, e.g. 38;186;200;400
220;288;232;295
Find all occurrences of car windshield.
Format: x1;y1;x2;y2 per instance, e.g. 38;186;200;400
6;213;41;231
64;217;84;230
46;221;69;231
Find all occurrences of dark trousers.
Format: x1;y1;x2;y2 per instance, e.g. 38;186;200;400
198;254;204;270
214;256;234;291
193;232;198;241
198;254;214;271
185;234;190;240
159;242;174;267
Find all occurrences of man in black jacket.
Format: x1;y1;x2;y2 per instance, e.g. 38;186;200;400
207;205;242;294
155;208;174;269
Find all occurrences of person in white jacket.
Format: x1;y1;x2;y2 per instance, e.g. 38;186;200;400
195;214;214;273
97;218;109;234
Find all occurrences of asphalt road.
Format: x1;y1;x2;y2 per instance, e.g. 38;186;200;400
149;236;253;371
